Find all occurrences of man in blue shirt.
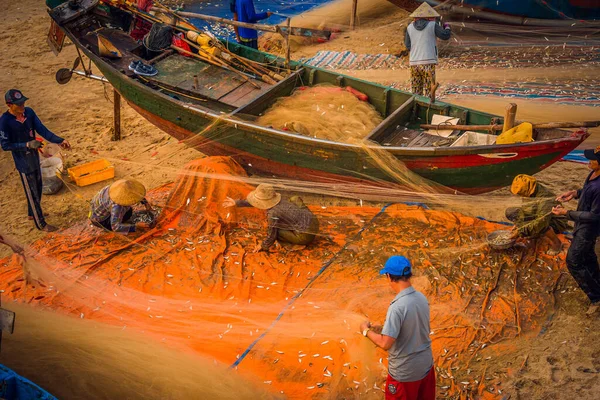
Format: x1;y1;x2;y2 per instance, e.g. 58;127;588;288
232;0;272;49
554;145;600;315
0;89;71;232
360;256;435;399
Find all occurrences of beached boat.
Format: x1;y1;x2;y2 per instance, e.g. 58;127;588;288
46;0;590;194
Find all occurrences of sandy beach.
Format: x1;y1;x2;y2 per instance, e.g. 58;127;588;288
1;0;599;399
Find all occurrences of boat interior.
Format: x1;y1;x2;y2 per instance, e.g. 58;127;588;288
53;0;571;149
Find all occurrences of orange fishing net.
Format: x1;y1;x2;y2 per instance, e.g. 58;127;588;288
0;156;567;399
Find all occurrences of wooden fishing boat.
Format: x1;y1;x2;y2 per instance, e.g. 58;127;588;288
46;0;590;194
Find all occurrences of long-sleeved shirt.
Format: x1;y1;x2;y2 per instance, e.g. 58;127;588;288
569;172;600;236
235;0;269;40
236;199;315;250
90;186;147;233
0;108;65;174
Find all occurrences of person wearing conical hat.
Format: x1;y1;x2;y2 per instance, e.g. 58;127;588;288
223;184;319;253
403;2;451;97
89;179;154;233
553;146;600;315
505;174;566;253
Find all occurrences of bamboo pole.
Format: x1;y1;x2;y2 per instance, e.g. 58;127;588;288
503;103;517;132
285;18;291;70
168;9;331;38
112;89;121;141
180;37;272;86
218;44;284;81
419;121;600;131
171;10;278;33
182;36;276;85
171;45;261;89
350;0;358;30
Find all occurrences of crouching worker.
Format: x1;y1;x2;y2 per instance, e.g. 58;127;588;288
89;179;154;233
506;174;567;254
223;183;319;253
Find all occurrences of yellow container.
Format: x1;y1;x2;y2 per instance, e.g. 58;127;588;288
67;159;115;187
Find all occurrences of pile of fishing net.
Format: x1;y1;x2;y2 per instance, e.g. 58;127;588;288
256;84;383;142
0;156;571;399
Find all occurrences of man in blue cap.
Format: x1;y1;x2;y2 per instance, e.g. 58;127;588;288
360;255;435;400
553;145;600;315
0;89;71;232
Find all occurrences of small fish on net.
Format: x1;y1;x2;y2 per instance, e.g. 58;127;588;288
487;230;515;249
256;84;383;142
132;210;158;225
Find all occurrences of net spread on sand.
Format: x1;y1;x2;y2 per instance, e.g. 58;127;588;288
256;85;383;142
0;156;568;399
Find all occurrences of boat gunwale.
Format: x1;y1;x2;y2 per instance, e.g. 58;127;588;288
56;8;588;158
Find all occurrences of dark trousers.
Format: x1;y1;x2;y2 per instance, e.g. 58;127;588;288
238;39;258;50
18;169;46;230
95;208;133;231
566;231;600;303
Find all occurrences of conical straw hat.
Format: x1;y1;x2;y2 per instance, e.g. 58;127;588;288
109;179;146;206
246;184;281;210
409;2;440;18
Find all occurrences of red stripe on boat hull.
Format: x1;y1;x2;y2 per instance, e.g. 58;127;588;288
128;102;582;195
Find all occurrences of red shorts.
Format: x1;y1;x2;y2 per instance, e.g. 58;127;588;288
385;367;436;400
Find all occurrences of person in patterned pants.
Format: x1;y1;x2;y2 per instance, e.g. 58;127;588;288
404;3;451;98
410;64;436;97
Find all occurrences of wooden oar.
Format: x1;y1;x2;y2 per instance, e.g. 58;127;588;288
179;37;271;86
181;37;276;85
420;121;600;131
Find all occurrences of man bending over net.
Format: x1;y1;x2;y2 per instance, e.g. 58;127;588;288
506;174;567;255
89;179;155;234
223;183;319;253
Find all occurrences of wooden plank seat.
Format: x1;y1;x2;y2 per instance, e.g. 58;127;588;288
151;55;271;107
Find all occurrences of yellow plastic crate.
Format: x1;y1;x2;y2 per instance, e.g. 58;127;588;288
67;159;115;187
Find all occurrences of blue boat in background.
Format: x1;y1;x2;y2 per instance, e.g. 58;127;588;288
422;0;600;21
0;364;57;400
463;0;600;20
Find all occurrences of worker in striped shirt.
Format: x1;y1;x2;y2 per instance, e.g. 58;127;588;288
89;179;154;233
